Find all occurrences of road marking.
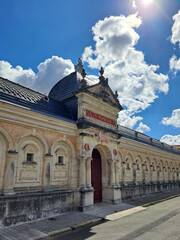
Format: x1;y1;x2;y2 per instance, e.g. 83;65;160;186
105;206;146;221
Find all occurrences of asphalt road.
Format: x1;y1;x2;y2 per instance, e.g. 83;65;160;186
53;196;180;240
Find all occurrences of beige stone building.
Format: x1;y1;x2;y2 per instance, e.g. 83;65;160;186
0;59;180;227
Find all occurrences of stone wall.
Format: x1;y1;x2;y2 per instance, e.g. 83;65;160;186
0;190;75;227
0;118;78;195
0;106;80;227
121;182;180;199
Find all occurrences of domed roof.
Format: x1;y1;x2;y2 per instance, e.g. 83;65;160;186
48;71;94;102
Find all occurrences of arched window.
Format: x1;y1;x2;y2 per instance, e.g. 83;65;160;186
23;144;38;164
55;148;66;166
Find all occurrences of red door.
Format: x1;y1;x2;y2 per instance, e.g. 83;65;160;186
91;149;102;203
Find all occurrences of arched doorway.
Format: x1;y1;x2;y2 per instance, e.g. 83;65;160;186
91;149;102;203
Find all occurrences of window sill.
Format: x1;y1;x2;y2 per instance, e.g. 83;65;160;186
22;161;37;165
55;163;65;166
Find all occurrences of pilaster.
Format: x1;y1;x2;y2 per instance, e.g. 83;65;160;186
3;151;17;195
43;154;53;191
108;159;115;187
78;157;86;188
86;157;93;188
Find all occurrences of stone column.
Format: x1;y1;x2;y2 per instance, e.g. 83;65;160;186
157;167;160;182
79;157;86;188
108;160;115;187
115;161;120;186
4;151;17;195
43;154;53;191
105;160;121;204
163;167;165;182
169;168;172;181
122;160;126;184
173;168;175;181
133;163;137;184
142;165;145;183
79;157;94;211
150;165;153;183
86;157;93;188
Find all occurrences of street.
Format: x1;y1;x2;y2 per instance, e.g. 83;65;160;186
53;196;180;240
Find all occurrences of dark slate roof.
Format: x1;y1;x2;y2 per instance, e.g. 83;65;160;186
118;125;180;155
48;71;94;102
0;77;74;121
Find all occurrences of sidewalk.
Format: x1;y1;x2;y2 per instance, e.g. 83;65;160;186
0;189;180;240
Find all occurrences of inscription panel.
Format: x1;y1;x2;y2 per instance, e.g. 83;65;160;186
54;170;68;180
86;110;116;127
20;170;38;180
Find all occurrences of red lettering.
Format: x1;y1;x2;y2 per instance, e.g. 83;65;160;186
86;110;116;127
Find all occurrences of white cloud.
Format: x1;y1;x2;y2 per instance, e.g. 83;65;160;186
83;13;168;128
35;56;74;94
169;55;180;73
162;109;180;128
0;61;36;89
169;10;180;73
132;0;137;9
136;122;150;133
117;110;142;129
86;75;99;83
0;56;74;94
160;134;180;145
171;10;180;46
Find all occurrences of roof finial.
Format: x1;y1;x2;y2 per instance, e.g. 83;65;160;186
81;68;86;79
99;67;106;84
100;67;104;76
80;69;87;89
75;58;83;74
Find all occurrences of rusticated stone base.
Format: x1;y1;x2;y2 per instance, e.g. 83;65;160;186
121;181;180;200
102;186;122;204
0;189;76;227
79;187;94;212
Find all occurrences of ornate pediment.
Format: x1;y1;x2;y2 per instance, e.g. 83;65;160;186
75;66;122;129
84;68;122;110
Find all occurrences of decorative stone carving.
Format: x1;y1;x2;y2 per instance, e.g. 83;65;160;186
80;69;87;89
75;58;83;74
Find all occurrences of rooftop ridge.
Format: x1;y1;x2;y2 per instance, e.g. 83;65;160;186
118;124;180;154
0;76;45;96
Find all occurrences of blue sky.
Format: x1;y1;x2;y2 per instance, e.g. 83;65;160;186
0;0;180;145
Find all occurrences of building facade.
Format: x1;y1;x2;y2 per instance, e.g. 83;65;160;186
0;60;180;227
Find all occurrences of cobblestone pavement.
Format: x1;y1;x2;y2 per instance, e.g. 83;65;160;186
0;189;180;240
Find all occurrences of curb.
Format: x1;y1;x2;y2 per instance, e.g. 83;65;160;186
142;193;180;207
47;217;102;237
29;218;102;240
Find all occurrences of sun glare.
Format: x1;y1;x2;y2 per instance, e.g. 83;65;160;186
140;0;154;6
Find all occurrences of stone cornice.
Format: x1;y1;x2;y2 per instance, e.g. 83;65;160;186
119;137;180;161
0;101;77;136
77;118;122;138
